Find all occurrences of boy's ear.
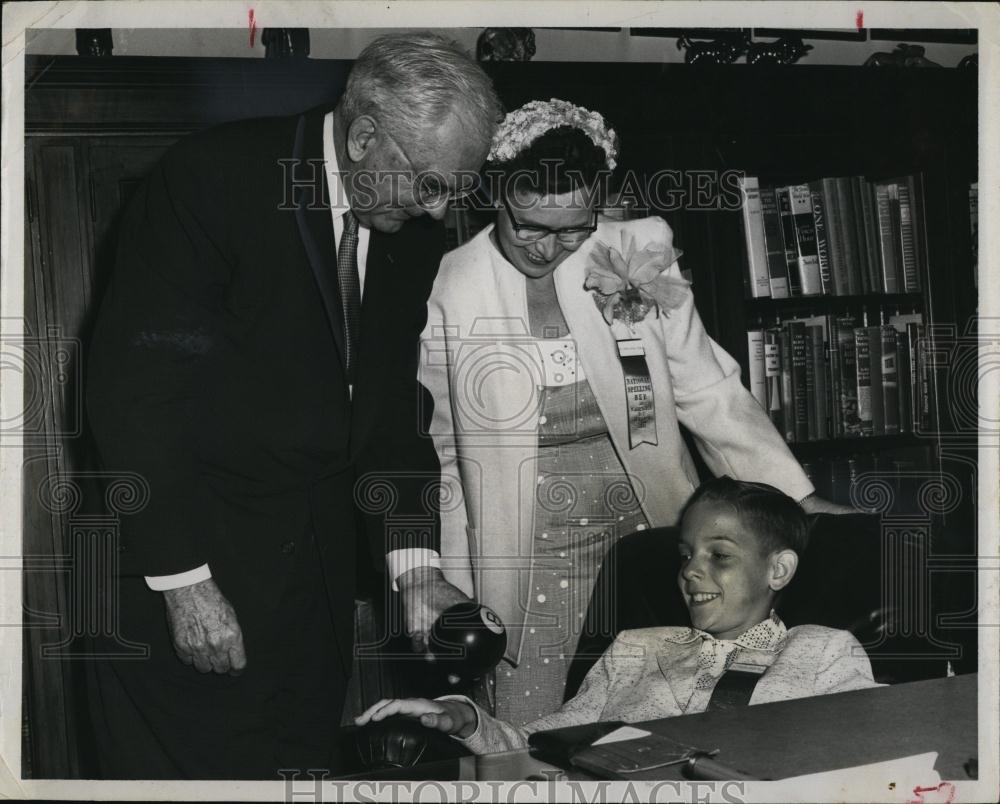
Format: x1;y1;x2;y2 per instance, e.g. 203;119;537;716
768;549;799;592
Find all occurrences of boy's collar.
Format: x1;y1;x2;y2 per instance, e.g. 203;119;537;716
663;610;787;652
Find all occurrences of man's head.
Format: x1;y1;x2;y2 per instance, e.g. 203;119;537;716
677;477;808;639
335;32;502;232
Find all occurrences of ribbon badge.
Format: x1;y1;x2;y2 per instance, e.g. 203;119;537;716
585;229;689;449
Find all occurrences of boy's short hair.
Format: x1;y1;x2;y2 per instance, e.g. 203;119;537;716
681;476;809;556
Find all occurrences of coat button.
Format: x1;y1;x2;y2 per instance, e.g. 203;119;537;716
280;540;296;555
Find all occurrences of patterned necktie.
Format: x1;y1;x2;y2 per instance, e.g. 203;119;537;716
337;210;361;378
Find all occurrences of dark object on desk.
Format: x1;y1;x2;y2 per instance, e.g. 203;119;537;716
571;732;701;778
528;721;629;767
566;513;950;700
427;601;508;687
685;753;761;781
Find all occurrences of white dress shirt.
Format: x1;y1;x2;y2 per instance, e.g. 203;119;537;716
146;112;440;592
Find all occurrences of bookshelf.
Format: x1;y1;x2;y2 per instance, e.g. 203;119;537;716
476;61;976;532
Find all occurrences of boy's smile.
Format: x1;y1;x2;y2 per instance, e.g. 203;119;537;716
677;500;791;640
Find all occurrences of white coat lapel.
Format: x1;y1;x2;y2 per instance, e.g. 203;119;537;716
656;635;702;714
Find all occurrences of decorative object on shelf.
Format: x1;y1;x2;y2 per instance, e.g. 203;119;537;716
864;44;941;68
676;32;749;64
958;54;978;70
477;27;536;62
75;29;113;57
747;37;814;65
261;28;310;59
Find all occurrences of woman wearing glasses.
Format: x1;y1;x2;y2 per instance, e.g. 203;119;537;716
419;100;837;726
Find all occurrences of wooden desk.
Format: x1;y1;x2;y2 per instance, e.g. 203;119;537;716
337;674;977;782
552;673;978;782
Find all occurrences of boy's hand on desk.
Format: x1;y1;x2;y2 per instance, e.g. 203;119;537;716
355;697;478;738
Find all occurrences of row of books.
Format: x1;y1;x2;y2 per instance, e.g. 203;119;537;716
739;174;928;299
746;312;932;443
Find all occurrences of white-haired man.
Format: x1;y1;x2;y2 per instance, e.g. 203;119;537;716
86;32;499;779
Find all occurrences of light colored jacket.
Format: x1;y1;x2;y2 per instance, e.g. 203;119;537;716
419;217;813;664
447;624;878;754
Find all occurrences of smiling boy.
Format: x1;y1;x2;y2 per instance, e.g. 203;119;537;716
356;477;878;754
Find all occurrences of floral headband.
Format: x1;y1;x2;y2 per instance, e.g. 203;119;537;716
487;98;619;171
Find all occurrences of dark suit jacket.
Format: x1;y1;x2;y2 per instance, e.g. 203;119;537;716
86;105;445;672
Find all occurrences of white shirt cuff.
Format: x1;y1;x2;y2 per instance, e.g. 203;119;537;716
145;564;212;591
387;548;441;591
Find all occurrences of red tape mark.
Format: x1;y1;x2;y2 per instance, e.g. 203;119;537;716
856;9;864;31
909;782;956;804
249;9;257;48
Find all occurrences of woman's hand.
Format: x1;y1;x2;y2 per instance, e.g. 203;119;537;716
355;697;479;739
799;492;858;515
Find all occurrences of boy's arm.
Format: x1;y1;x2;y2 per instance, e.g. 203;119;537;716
813;630;882;694
445;632;627;754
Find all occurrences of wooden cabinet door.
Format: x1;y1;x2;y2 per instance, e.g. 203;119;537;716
22;136;177;778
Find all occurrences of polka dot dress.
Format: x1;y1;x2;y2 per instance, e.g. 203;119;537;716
490;377;649;727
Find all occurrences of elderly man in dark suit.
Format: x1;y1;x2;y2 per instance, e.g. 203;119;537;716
85;32;500;779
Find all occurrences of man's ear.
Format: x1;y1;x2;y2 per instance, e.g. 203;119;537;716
345;116;378;163
768;549;799;592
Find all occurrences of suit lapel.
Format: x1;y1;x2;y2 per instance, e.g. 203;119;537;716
656;635;702;714
291;111;348;375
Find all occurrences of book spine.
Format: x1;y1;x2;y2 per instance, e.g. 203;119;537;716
789;322;810;442
868;325;885;435
897;333;912;434
789;184;823;295
874;183;900;294
747;329;767;408
851;177;875;293
822;178;848;296
827;316;842;438
780;326;795;441
776;187;802;296
759;186;791;298
896;180;919;294
858;180;883;295
909;174;928;292
881;326;900;435
908;322;931;431
809;183;834;295
810;325;828;439
764;328;783;429
854;326;873;436
739;176;772;298
835;178;862;295
805;328;817;440
836;317;861;436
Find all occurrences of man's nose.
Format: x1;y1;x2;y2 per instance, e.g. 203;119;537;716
535;234;560;261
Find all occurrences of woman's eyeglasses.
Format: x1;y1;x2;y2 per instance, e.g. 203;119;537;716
502;199;599;245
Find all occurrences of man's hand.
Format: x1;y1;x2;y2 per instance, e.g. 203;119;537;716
396;565;470;652
163;578;247;675
799;492;858;515
355;697;478;739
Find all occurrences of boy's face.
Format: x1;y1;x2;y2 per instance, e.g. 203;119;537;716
677;500;793;640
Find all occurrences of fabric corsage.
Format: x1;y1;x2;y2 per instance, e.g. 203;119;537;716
584;231;689;332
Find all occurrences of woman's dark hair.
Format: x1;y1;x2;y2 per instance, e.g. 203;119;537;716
487;125;611;198
680;476;810;556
